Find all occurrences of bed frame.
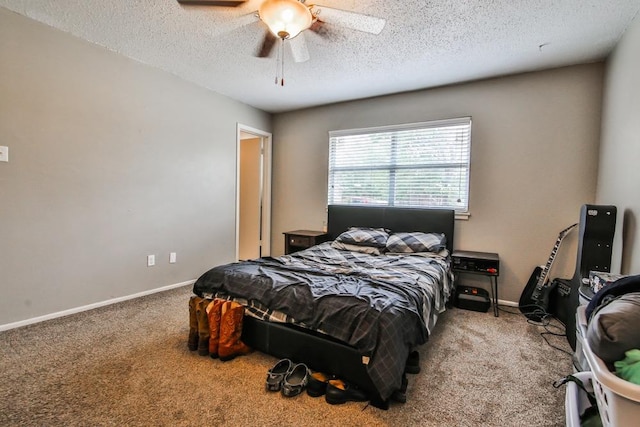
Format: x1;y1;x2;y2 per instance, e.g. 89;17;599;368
240;205;455;408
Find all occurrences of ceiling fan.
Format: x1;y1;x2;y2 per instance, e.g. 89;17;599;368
177;0;386;65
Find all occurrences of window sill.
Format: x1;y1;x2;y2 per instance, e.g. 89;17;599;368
455;212;470;221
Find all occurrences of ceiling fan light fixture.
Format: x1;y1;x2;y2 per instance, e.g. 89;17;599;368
259;0;312;39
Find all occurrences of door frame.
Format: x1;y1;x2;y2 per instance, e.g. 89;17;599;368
236;123;272;261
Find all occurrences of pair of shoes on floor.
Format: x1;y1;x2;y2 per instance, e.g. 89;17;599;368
212;300;252;361
265;359;309;397
306;370;368;405
187;296;252;361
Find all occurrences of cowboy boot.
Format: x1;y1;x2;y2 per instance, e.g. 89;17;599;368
218;301;252;361
206;298;224;359
196;298;211;356
187;296;199;351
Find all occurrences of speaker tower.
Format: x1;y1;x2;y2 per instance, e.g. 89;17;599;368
556;204;616;350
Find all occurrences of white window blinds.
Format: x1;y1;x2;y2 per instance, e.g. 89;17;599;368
328;117;471;212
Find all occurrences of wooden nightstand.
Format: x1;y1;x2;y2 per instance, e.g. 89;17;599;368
283;230;330;254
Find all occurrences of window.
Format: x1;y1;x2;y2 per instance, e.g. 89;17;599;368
328;117;471;213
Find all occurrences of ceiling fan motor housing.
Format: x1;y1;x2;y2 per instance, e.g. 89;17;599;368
259;0;313;39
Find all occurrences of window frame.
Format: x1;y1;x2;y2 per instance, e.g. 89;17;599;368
327;117;472;218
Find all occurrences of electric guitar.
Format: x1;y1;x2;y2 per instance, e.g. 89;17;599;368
518;223;577;321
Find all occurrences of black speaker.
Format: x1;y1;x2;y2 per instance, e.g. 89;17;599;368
559;204;616;350
572;205;617;281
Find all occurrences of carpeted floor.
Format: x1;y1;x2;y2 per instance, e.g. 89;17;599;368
0;285;573;426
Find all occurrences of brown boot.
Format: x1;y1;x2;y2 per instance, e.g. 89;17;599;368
188;296;200;351
206;298;224;358
218;301;252;361
196;298;211;356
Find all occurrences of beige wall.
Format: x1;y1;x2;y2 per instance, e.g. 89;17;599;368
238;137;261;260
0;9;271;326
597;14;640;274
272;64;604;303
1;4;621;324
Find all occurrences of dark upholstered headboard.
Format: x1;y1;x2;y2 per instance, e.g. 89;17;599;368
327;205;455;252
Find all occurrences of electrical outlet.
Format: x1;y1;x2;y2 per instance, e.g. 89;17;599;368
169;252;177;264
147;255;155;267
0;146;8;162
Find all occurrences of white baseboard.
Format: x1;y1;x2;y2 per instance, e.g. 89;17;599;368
0;280;195;332
498;299;518;307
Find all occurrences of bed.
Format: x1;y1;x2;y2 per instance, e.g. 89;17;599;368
192;205;455;408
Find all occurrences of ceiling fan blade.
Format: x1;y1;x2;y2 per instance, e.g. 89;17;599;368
308;20;335;40
234;11;260;28
289;33;310;63
204;11;259;37
177;0;247;6
256;31;278;58
311;5;386;34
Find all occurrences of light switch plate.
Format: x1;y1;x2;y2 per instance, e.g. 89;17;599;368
0;146;8;162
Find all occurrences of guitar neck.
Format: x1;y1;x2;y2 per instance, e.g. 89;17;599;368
541;243;561;275
535;239;562;288
534;224;577;290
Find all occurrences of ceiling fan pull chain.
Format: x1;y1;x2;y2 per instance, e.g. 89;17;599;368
274;37;286;86
274;38;280;85
280;39;285;86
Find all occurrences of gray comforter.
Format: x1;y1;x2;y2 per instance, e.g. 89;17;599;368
193;242;453;400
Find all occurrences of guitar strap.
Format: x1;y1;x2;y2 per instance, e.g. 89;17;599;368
553;375;601;425
553;375;596;405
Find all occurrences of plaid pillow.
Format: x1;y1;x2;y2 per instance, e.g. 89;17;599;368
334;227;390;248
386;232;446;253
331;240;383;256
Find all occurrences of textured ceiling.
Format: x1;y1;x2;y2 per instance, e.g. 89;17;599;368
2;0;640;113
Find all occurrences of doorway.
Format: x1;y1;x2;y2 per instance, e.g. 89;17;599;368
236;124;272;261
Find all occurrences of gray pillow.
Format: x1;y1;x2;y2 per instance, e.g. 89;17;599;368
385;232;446;253
586;292;640;364
331;240;383;256
334;227;390;248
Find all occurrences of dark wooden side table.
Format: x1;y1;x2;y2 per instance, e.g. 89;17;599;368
452;250;500;317
283;230;330;254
